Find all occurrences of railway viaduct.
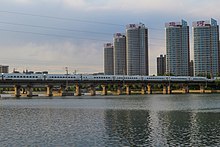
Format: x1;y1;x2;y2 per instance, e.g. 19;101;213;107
0;79;217;97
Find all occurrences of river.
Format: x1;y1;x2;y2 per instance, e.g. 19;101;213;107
0;94;220;146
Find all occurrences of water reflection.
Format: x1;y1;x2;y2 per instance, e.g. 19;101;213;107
104;110;220;146
104;110;151;146
0;95;220;146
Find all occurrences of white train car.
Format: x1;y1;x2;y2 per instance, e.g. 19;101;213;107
190;77;207;82
82;75;114;81
169;76;190;82
114;75;125;81
143;76;168;82
214;77;219;80
2;73;44;80
122;75;142;81
46;74;80;80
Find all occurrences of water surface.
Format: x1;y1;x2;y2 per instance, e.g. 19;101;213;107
0;94;220;146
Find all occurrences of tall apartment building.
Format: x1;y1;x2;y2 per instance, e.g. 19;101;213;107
157;55;166;76
113;33;126;75
193;18;219;77
165;20;190;76
126;23;148;75
0;65;9;73
104;43;114;75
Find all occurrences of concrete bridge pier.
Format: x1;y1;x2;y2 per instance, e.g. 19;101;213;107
125;85;131;95
14;85;21;98
58;85;65;94
141;85;146;95
200;85;205;93
27;85;33;97
117;85;122;95
163;85;167;94
89;85;96;96
182;84;189;94
75;84;81;96
22;88;26;94
147;84;152;94
46;85;53;97
101;84;107;95
167;85;172;94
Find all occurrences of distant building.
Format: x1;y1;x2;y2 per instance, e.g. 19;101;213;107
189;60;194;76
165;20;190;76
113;33;126;75
92;72;104;75
157;55;166;76
104;43;114;75
0;65;9;73
193;18;219;77
126;23;148;75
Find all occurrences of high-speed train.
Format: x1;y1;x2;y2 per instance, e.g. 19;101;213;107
0;73;212;82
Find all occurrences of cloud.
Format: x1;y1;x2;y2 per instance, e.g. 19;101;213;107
13;0;33;5
59;0;220;22
1;0;220;75
62;0;87;9
0;41;103;73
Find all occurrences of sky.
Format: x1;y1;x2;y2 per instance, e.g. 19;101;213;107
0;0;220;74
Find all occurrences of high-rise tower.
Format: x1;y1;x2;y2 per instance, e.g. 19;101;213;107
165;20;190;76
104;43;114;75
113;33;126;75
157;54;166;76
193;18;219;77
126;23;148;75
